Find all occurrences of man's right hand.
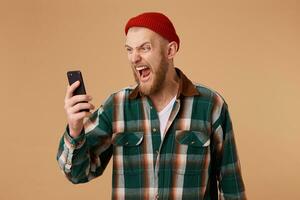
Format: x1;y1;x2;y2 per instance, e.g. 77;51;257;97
64;81;95;138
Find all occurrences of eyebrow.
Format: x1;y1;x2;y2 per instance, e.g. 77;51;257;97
125;42;151;49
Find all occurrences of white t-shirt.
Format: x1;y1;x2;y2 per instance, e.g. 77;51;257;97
158;96;177;140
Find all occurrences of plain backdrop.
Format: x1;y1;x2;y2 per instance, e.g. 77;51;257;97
0;0;299;199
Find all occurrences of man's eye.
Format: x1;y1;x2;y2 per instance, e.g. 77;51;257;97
141;46;151;52
126;48;133;53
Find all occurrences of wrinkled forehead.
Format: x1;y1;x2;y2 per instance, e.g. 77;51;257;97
125;27;167;48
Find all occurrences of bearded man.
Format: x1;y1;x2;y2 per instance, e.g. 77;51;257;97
57;12;246;200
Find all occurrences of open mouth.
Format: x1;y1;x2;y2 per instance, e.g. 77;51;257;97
136;65;151;82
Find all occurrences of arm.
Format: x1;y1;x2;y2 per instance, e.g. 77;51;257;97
211;94;247;199
57;95;114;184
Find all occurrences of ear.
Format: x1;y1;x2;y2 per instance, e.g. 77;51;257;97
167;41;178;59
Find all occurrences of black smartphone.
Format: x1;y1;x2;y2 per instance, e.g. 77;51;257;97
67;70;89;112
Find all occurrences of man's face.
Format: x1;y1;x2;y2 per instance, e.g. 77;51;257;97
125;27;169;96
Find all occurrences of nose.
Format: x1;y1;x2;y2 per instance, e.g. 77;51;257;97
130;50;142;64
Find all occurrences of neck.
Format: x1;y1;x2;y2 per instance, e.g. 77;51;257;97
149;66;179;112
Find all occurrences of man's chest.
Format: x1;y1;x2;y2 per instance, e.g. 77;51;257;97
110;96;212;175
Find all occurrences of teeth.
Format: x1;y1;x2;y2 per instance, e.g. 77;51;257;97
136;66;148;71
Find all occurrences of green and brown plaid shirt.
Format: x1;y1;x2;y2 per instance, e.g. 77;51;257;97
57;68;246;200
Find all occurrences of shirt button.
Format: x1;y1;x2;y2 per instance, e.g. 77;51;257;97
153;128;157;132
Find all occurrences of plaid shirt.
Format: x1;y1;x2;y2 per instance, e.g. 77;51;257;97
57;68;246;200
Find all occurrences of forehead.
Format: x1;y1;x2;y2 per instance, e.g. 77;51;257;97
125;27;164;47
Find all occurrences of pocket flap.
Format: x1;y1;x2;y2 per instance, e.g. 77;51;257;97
175;130;210;147
112;132;144;146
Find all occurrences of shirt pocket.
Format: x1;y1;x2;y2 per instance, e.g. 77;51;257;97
111;131;144;175
173;130;210;175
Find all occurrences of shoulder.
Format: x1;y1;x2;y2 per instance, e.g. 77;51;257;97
111;84;137;100
102;84;138;106
192;83;231;126
193;82;228;108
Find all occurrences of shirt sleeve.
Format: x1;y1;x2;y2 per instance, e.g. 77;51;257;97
211;93;247;200
56;95;114;184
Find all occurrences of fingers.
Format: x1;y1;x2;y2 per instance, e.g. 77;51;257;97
64;95;92;111
65;80;80;100
65;102;94;126
64;82;95;130
68;102;95;114
69;111;93;122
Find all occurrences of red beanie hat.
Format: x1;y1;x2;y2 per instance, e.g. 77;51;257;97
125;12;180;51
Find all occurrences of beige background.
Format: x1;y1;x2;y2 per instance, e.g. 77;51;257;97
1;0;299;199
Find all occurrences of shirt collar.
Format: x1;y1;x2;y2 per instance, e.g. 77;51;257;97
129;67;200;99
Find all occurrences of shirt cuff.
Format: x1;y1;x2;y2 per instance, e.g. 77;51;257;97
63;125;86;150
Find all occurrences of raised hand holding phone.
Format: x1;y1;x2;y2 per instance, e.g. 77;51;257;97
64;71;95;138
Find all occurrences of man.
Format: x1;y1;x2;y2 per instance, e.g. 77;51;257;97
57;12;246;200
